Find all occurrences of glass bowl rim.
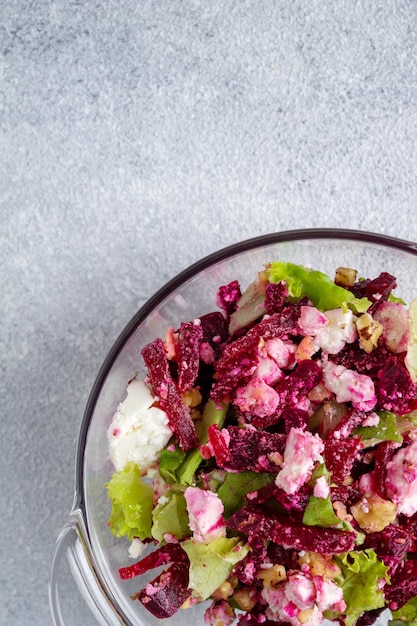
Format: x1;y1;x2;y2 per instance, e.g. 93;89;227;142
75;227;417;512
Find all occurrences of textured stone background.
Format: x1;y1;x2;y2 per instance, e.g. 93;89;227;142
2;1;417;624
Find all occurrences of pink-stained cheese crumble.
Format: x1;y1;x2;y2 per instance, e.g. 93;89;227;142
275;427;324;495
321;358;377;411
386;440;417;516
184;487;226;543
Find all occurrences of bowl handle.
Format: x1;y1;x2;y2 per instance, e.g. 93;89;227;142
49;511;122;625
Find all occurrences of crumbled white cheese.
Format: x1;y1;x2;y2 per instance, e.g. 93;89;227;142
315;309;357;354
321;359;376;411
184;486;226;543
128;537;146;559
275;427;324;495
107;378;172;472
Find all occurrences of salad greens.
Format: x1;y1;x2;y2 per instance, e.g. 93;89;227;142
105;261;417;626
106;462;153;541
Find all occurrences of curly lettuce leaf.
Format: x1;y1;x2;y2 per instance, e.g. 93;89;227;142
181;537;250;601
217;471;274;518
268;261;370;313
151;491;190;542
106;462;153;541
328;549;390;626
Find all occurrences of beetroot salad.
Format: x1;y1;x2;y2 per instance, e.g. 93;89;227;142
106;261;417;626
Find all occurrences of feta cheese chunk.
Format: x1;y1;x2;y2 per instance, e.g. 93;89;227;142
275;427;324;495
386;440;417;516
263;571;344;626
184;487;226;543
321;359;376;411
107;379;172;472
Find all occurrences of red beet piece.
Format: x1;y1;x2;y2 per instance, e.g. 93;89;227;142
330;342;392;377
385;559;417;611
330;485;361;507
216;280;242;317
283;408;310;433
350;272;397;313
364;524;416;573
371;439;401;499
199;311;229;359
207;425;286;473
176;321;203;393
227;505;356;554
376;355;416;414
119;543;187;580
233;535;268;585
142;339;199;451
265;281;289;315
327;408;368;440
211;307;301;405
138;562;190;618
324;436;362;484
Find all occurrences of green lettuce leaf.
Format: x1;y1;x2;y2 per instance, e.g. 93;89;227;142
106;462;153;540
151;491;190;542
158;447;186;484
391;595;417;625
181;537;250;600
354;410;403;447
328;549;390;626
217;471;274;518
268;261;370;313
303;494;342;528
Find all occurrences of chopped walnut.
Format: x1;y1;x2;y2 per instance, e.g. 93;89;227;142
351;493;397;532
356;313;383;353
334;267;358;288
256;564;287;588
297;552;341;579
232;588;258;611
212;581;234;600
298;609;315;624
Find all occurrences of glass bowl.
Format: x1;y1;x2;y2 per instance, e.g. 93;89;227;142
49;228;417;626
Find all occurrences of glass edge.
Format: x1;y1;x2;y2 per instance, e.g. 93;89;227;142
73;227;417;512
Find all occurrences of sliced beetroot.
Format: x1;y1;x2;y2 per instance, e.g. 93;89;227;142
327;407;368;440
137;562;190;618
283;408;310;433
330;342;392;378
199;311;229;360
364;524;416;573
385;559;417;611
216;280;242;317
210;350;259;407
141;339;199;451
207;424;286;473
376;355;416;414
330;484;362;507
324;436;362;484
227;505;356;553
119;543;187;580
265;280;289;315
176;321;203;393
232;535;268;585
350;272;397;313
371;440;402;499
